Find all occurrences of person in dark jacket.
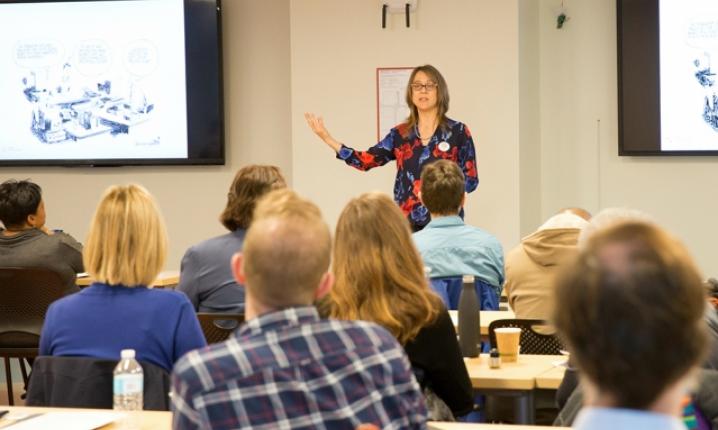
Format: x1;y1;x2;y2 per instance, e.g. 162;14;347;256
0;179;83;295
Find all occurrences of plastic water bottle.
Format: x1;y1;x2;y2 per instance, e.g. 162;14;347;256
113;349;143;411
458;275;480;357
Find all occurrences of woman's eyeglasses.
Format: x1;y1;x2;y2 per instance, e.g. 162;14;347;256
410;82;437;92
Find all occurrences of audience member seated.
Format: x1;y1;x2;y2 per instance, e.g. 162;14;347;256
413;160;504;305
322;192;474;420
553;221;708;429
177;165;286;313
579;208;718;370
705;278;718;371
0;179;83;295
38;184;206;372
557;208;718;409
171;189;426;429
576;207;653;247
504;207;590;320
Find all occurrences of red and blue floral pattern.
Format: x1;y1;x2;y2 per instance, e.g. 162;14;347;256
337;118;478;229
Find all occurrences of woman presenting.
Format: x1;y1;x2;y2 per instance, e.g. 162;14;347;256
305;64;478;231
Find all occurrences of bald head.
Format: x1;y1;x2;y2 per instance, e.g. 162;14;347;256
239;189;332;308
558;207;592;221
578;207;654;249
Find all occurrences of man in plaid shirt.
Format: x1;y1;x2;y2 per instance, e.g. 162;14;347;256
171;189;427;429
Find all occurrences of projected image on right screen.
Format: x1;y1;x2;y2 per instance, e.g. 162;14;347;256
661;0;718;150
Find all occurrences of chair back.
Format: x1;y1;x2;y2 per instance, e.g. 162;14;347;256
26;356;170;410
0;267;66;348
488;318;563;355
429;276;500;311
197;313;245;344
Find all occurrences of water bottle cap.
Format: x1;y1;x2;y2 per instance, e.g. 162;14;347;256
120;349;136;359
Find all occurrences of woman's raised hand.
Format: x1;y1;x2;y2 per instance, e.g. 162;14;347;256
304;112;341;152
304;113;330;139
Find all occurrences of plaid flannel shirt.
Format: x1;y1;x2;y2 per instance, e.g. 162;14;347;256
171;306;427;429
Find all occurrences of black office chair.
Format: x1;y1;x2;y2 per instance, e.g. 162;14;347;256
0;267;66;405
488;318;564;355
26;356;170;410
197;313;245;344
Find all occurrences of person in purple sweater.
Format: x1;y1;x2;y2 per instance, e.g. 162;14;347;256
39;184;206;372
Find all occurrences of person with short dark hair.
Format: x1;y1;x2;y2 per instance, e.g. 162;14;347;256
413;160;504;301
177;165;286;313
0;179;83;295
554;221;708;429
171;189;427;429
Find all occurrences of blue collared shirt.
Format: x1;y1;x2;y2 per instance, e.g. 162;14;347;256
413;215;504;290
574;407;687;430
171;306;427;429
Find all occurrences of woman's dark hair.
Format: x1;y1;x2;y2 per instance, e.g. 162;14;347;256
0;179;42;228
219;165;286;231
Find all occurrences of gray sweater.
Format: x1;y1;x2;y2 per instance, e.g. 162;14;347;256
0;228;83;295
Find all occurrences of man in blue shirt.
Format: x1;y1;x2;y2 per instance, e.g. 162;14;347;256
413;160;504;308
554;221;707;430
171;189;427;429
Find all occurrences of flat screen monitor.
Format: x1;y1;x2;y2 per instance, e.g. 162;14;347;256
619;0;718;155
0;0;224;166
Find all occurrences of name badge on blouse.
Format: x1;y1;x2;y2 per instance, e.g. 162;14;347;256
438;141;450;152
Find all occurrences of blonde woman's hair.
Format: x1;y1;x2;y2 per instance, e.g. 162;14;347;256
328;192;441;344
83;184;167;287
243;189;331;307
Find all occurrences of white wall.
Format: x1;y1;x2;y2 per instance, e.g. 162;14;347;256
518;0;541;237
0;0;293;270
537;0;718;274
290;0;522;249
10;0;715;276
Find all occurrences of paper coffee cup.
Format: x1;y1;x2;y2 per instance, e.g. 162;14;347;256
495;327;521;363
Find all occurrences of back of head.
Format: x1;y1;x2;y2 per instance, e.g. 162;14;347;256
554;221;707;409
242;189;331;308
420;160;464;216
559;207;592;222
220;165;286;231
330;192;440;344
84;184;167;286
578;207;653;248
0;179;42;228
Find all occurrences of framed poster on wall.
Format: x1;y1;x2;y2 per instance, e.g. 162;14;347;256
376;67;412;141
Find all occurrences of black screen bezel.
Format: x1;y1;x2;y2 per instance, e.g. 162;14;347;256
0;0;225;166
618;0;718;156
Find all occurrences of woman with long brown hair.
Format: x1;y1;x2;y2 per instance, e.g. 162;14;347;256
305;64;478;231
177;165;286;313
325;191;473;419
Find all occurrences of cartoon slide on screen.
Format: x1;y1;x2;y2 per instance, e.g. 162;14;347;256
17;39;158;145
688;20;718;132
